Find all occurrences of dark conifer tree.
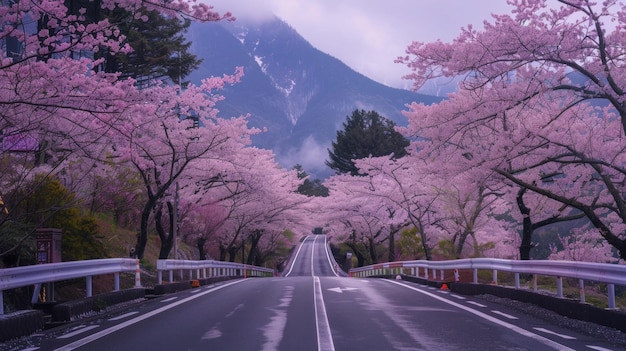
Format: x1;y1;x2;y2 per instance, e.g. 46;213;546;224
102;8;201;87
326;110;409;175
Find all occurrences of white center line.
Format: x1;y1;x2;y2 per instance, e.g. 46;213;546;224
161;297;178;303
313;276;335;351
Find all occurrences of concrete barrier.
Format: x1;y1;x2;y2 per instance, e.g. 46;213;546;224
51;288;146;322
0;310;44;342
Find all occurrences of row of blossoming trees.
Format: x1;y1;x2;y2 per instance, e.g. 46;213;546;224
316;0;626;265
2;0;626;268
0;0;317;266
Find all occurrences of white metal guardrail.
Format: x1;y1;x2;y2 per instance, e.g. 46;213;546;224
0;258;275;315
0;258;140;314
350;258;626;309
156;259;275;284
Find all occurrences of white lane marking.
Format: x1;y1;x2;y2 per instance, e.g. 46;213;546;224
587;346;615;351
58;325;99;339
491;310;518;320
313;276;335;351
467;301;487;308
327;287;358;293
20;348;40;351
533;328;576;340
450;294;466;300
108;312;139;321
53;279;247;351
225;304;244;318
311;235;317;277
201;327;222;340
322;235;340;277
161;297;178;303
386;280;576;351
284;236;309;277
190;289;201;294
358;280;370;283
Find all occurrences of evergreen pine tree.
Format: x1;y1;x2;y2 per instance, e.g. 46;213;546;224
326;110;409;175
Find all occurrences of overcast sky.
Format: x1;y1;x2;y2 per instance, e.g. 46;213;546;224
207;1;514;89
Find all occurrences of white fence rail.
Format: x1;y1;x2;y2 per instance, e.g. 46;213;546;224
0;258;140;314
350;258;626;309
156;259;275;284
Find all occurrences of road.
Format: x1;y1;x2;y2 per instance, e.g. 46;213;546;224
3;235;624;350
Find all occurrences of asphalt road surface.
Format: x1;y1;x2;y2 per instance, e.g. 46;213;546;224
3;235;625;351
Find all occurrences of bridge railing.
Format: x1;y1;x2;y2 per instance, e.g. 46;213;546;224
156;259;275;284
349;258;626;309
0;258;140;314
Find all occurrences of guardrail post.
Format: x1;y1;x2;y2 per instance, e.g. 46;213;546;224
439;269;444;280
533;274;538;292
169;270;174;283
579;279;585;303
473;268;478;283
514;273;520;288
608;284;616;309
86;276;93;297
31;284;42;304
157;271;163;285
134;259;141;287
556;277;563;298
114;272;120;291
0;291;4;314
492;269;498;285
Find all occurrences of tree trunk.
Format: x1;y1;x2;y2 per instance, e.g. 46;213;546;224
135;197;155;260
227;245;239;262
156;202;175;259
367;237;378;264
388;229;396;262
246;231;261;265
517;187;534;260
197;237;207;260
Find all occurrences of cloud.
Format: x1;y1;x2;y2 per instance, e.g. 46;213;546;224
277;135;332;179
202;1;513;89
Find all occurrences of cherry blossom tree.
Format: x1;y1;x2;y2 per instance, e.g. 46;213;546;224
0;0;234;260
399;0;626;261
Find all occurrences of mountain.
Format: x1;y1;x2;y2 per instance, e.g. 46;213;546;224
187;17;442;178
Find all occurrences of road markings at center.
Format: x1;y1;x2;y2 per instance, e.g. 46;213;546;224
313;276;335;351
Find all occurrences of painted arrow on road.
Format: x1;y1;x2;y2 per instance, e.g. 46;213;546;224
328;287;359;293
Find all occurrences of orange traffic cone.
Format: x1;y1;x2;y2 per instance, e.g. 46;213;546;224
191;280;200;288
440;283;449;290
